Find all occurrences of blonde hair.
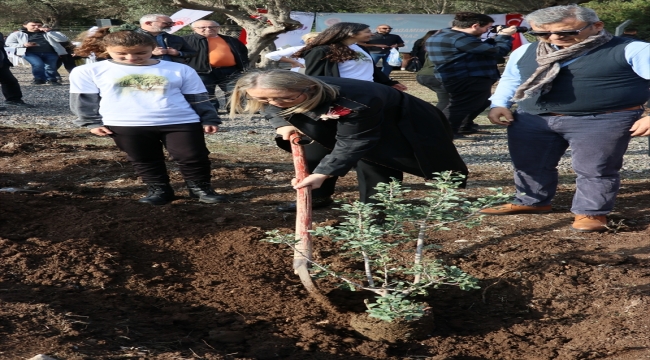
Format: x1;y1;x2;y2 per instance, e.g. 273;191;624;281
301;32;320;43
229;70;339;118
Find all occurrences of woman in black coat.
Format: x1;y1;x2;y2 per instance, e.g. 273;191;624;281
230;70;467;207
293;22;406;91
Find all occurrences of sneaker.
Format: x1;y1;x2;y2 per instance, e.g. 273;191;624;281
46;80;62;86
5;100;34;108
32;79;46;85
479;203;552;216
572;215;607;232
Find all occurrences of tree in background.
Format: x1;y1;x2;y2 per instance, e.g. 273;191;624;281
171;0;302;67
0;0;176;29
1;0;646;65
584;0;650;40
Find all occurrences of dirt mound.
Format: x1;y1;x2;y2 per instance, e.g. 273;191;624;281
1;126;650;359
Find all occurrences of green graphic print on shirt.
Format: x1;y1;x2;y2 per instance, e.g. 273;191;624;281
115;74;168;95
355;51;372;62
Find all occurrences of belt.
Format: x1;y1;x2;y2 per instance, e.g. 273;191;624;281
543;105;644;117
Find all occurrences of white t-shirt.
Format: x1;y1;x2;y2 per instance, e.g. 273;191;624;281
69;60;207;127
337;44;374;82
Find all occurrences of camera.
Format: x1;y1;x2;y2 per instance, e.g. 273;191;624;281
490;25;529;33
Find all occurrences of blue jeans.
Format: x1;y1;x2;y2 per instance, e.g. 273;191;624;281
508;110;643;215
22;52;59;81
370;53;393;76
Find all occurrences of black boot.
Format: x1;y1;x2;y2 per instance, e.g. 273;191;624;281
138;183;174;205
186;181;228;204
276;196;334;212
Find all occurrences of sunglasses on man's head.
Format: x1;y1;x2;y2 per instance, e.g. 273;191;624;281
528;23;592;38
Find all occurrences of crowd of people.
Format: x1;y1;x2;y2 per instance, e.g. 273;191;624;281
1;5;649;233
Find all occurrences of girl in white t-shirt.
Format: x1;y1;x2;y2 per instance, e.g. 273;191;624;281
69;26;227;206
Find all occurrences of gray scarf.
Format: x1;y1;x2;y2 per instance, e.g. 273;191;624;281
513;30;614;101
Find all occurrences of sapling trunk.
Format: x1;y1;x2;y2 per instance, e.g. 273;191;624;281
290;133;317;294
263;174;510;322
413;219;428;285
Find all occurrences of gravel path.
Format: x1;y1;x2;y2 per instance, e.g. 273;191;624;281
2;65;649;177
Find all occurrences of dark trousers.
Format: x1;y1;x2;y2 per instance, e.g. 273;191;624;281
56;54;76;73
198;66;241;110
508;110;642;214
442;77;495;133
107;123;212;184
416;74;449;111
0;65;23;102
303;141;403;203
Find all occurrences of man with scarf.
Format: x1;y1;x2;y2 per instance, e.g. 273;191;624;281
479;5;650;232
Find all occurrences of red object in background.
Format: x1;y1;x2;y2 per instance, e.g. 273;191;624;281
505;13;524;50
239;28;247;44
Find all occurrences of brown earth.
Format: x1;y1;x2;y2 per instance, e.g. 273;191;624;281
2;77;650;358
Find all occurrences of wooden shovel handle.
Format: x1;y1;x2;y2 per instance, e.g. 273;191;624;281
289;133;316;293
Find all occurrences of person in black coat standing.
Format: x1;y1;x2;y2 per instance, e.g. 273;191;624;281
0;31;30;109
230;70;468;210
294;22;405;90
183;20;249;111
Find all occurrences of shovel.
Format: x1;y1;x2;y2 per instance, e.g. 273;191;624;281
289;132;318;294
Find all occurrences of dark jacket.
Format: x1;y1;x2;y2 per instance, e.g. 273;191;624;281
182;33;249;73
0;32;12;68
366;33;405;54
135;28;197;63
410;38;427;64
263;77;467;180
301;45;398;86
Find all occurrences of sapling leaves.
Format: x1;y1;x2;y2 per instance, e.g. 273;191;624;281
262;171;511;322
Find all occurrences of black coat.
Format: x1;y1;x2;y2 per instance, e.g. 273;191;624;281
182;33;249;73
301;45;398;87
264;77;467;180
0;32;12;68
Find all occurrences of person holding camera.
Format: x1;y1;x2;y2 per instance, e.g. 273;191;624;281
426;12;516;139
479;5;650;232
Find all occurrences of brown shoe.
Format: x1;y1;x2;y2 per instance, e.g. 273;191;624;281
479;203;552;216
572;215;607;232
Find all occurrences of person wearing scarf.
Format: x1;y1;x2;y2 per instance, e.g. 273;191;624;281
479;5;650;232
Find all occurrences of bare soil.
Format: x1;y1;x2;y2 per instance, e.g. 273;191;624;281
2;70;650;359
